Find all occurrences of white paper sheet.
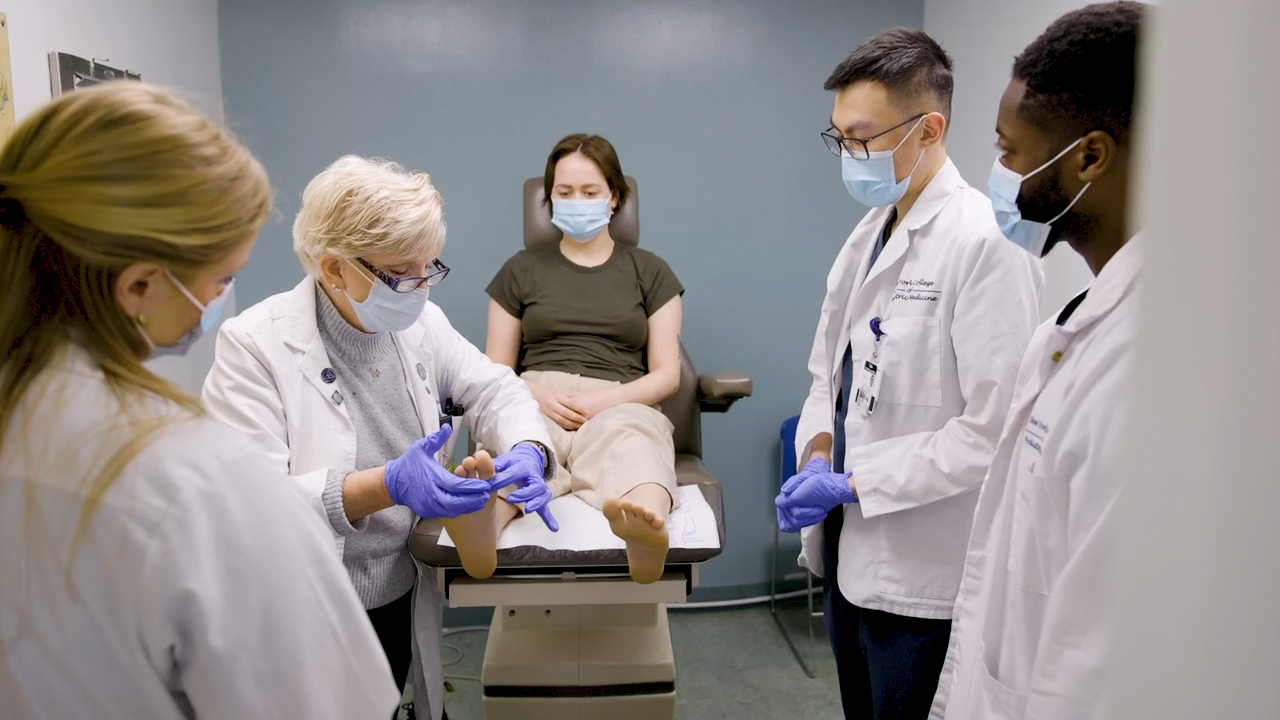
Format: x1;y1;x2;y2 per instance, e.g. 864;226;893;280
437;485;720;551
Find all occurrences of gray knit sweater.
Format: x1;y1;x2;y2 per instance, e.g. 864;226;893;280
316;285;420;609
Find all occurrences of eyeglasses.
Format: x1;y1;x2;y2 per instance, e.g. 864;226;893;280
355;257;450;293
821;113;926;160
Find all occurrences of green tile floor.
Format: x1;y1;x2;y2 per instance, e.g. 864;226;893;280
429;597;843;720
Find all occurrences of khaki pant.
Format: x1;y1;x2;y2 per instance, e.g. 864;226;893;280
521;370;679;511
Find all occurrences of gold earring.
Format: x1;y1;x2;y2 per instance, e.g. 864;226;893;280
136;314;148;327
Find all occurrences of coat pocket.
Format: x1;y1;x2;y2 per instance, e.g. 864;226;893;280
951;641;1029;720
977;642;1030;719
878;316;943;407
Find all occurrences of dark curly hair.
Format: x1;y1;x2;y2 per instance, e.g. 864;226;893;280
824;27;953;124
1013;1;1145;145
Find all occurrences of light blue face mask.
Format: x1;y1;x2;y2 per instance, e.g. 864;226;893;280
841;116;927;208
144;271;233;358
988;137;1091;257
344;259;429;333
551;198;611;242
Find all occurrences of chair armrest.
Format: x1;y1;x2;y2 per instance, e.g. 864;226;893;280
698;371;753;413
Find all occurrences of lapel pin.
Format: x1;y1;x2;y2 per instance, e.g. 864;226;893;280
322;368;336;384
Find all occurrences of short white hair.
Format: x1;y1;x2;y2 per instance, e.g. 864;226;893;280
293;155;446;277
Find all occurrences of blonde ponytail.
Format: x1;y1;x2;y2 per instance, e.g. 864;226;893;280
0;82;271;544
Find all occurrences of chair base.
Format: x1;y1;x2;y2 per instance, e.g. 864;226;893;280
768;571;820;679
480;603;676;720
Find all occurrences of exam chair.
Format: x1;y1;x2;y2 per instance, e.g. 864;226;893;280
410;176;752;720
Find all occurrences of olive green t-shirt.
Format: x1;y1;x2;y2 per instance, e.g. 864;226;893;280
486;244;684;383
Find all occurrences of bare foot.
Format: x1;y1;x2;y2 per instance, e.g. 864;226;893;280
442;451;499;579
604;495;670;584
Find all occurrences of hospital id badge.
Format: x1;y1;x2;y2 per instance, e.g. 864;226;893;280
852;360;882;417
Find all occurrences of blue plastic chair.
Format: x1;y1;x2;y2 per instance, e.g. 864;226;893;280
769;415;819;678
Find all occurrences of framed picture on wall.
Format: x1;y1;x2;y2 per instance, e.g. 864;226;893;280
0;14;14;145
48;52;140;97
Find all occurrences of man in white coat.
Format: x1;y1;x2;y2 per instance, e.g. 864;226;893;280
775;29;1043;718
930;4;1146;719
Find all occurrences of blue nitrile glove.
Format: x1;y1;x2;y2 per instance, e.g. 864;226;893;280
490;443;559;532
385;425;491;519
775;458;856;528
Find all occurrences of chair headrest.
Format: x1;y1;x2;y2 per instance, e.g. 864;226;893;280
522;176;640;249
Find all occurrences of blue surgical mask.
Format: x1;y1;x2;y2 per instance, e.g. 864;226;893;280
144;271;233;359
344;259;429;333
841;116;927;208
551;198;611;242
988;138;1091;257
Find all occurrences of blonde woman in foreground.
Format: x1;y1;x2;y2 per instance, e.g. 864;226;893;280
0;83;399;718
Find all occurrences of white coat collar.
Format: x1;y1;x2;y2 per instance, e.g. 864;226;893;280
275;277;352;422
279;276;323;353
899;157;966;233
862;157;966;285
1005;234;1142;409
1058;233;1143;336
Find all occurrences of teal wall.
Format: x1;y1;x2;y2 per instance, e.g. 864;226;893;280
217;0;925;594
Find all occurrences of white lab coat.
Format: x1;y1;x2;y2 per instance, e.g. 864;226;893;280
930;238;1141;720
202;277;552;720
0;346;398;719
795;159;1043;619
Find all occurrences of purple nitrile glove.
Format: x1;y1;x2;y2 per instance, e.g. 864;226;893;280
776;503;830;534
385;425;490;520
491;442;559;532
775;461;856;520
780;457;833;496
775;458;841;532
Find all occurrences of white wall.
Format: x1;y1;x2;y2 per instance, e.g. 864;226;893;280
1112;0;1280;716
6;0;229;392
923;0;1095;320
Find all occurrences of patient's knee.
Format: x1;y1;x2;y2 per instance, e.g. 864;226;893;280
580;403;673;443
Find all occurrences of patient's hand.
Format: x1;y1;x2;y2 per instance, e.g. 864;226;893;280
562;389;621;422
526;380;586;430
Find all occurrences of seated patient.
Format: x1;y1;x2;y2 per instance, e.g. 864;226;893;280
479;133;685;584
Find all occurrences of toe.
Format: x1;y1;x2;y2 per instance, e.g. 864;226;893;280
472;451;494;477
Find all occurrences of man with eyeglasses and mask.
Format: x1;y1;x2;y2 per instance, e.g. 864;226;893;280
776;28;1042;718
931;4;1146;719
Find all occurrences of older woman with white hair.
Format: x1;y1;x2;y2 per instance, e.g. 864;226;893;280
203;156;556;720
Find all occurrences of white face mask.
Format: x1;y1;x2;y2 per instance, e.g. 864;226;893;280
142;271;233;358
988;137;1091;257
343;259;429;333
551;198;612;242
840;116;927;208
